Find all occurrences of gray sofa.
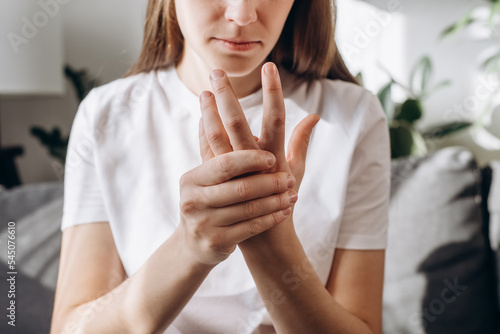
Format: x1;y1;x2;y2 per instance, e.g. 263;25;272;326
0;146;499;333
384;147;500;333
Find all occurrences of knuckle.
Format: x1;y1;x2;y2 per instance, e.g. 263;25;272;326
271;210;283;225
200;144;213;159
191;222;205;240
276;193;286;209
272;210;286;226
266;83;283;96
188;216;210;242
206;234;226;253
213;84;231;96
246;219;263;236
243;199;258;217
180;190;206;214
180;198;197;214
273;175;283;192
200;102;211;115
236;180;252;200
206;129;226;147
226;116;246;132
266;83;283;93
272;114;287;128
216;155;232;175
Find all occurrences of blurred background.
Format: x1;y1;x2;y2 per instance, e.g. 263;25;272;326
0;0;145;187
0;0;499;187
1;1;500;333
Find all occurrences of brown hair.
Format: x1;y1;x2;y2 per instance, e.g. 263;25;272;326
125;0;357;84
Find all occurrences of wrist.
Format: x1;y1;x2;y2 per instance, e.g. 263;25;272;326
239;216;298;254
171;225;217;275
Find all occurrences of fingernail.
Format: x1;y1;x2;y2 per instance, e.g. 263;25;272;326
289;191;298;204
264;63;277;76
200;91;211;102
287;175;295;189
210;69;224;80
267;154;276;166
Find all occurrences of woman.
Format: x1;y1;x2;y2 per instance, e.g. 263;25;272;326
51;0;390;333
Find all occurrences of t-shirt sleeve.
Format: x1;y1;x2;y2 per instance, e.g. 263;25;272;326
336;92;391;250
61;89;109;231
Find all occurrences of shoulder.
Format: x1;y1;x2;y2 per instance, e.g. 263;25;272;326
281;69;385;129
86;71;157;109
74;70;158;124
70;70;159;141
317;79;379;116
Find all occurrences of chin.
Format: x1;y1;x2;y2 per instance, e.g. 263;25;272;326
213;57;265;78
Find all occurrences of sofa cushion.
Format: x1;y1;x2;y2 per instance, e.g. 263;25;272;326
0;182;64;234
0;183;64;334
383;146;499;333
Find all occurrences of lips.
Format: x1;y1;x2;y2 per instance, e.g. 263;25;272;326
219;38;258;44
213;38;261;52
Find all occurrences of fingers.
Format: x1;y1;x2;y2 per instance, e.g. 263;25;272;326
199;117;215;163
286;114;321;186
259;62;286;159
215;189;297;226
200;91;233;155
204;171;295;207
184;149;276;187
209;69;260;151
225;208;291;245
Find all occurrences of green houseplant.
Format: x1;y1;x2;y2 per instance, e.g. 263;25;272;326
440;0;500;142
441;0;500;74
376;55;473;159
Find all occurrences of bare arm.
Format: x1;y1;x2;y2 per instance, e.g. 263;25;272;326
52;149;294;333
50;221;214;334
239;238;385;334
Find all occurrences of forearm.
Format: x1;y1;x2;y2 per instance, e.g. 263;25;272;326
238;229;374;334
59;227;214;334
121;226;215;333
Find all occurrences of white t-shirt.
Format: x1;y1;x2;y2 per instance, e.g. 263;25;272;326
61;64;391;334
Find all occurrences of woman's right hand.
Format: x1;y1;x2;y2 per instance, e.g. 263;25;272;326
177;149;297;266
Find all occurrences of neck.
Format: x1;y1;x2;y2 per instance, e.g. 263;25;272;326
176;53;263;99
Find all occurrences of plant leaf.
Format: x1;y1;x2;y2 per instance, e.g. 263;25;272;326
410;129;428;157
481;52;500;73
410;56;432;96
390;121;414;159
488;1;500;29
440;11;476;38
389;120;427;159
377;81;394;121
421;121;473;139
394;99;423;124
355;72;364;86
421;80;452;100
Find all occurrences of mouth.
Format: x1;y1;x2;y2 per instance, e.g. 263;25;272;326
213;38;261;52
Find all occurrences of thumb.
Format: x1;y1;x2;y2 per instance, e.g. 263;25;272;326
286;114;320;187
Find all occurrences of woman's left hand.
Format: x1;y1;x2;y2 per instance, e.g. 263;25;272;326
198;62;320;239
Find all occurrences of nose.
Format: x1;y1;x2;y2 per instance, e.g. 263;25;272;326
224;0;258;26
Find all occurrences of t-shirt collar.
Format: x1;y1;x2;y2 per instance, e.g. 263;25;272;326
156;64;293;115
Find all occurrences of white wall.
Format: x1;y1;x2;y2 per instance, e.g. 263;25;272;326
1;0;146;184
336;0;500;166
